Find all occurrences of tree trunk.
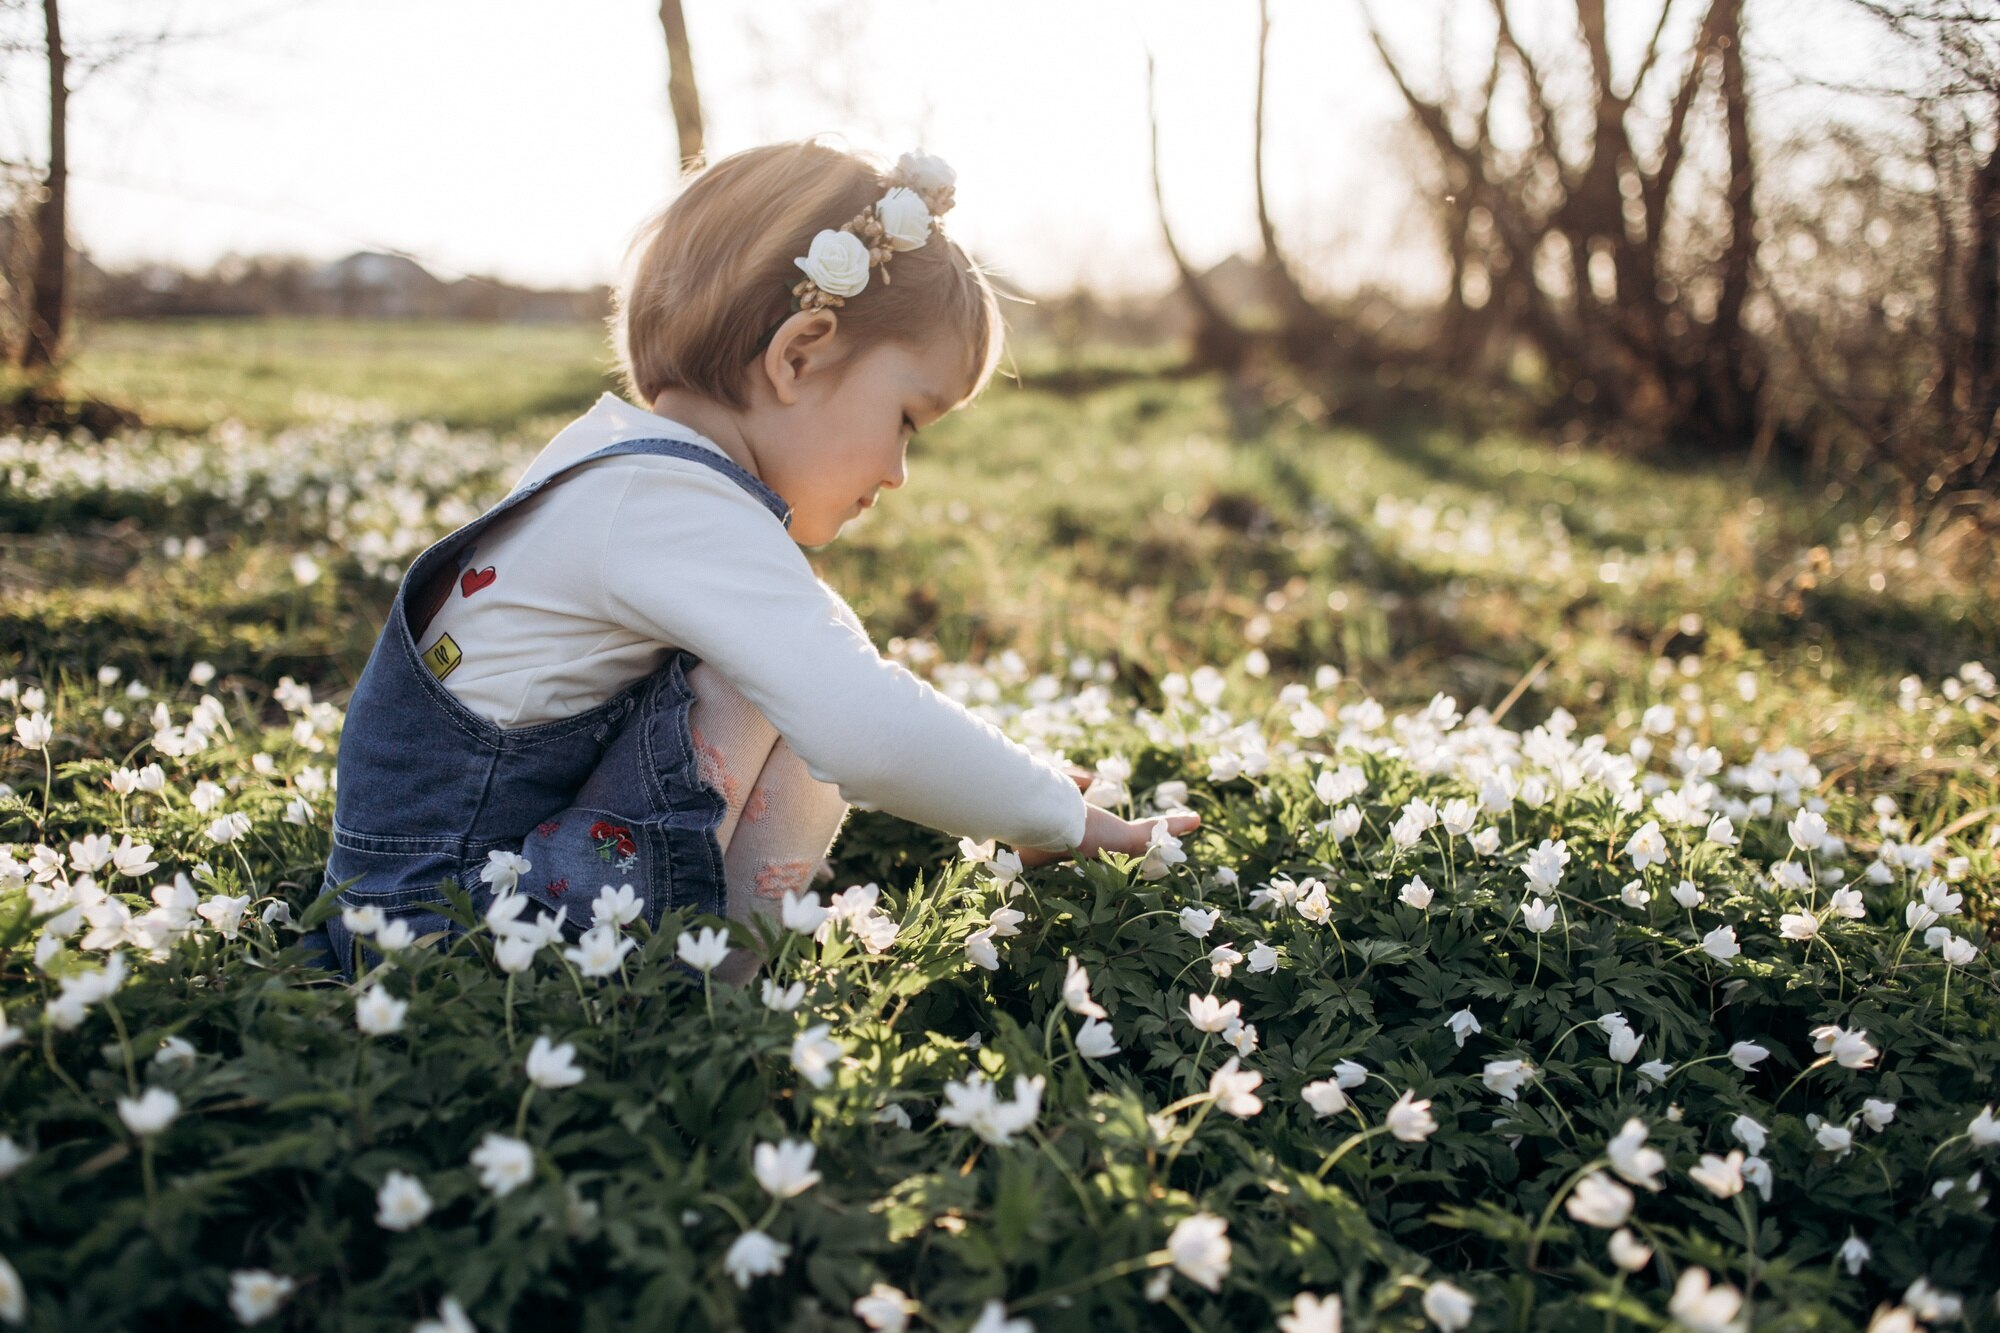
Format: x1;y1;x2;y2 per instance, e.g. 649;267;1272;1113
18;0;67;373
1254;0;1343;367
1146;49;1249;375
1968;101;2000;481
1703;0;1760;445
658;0;705;173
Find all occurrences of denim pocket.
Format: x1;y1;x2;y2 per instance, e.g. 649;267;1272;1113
510;808;662;930
319;843;472;981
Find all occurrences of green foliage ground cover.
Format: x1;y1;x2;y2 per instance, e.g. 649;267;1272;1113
0;321;1995;1331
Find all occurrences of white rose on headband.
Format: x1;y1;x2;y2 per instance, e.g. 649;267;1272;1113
896;150;956;193
875;187;932;251
795;229;871;297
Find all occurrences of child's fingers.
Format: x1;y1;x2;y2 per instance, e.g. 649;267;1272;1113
1164;813;1201;835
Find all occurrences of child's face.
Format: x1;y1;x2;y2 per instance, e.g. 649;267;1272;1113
755;327;969;547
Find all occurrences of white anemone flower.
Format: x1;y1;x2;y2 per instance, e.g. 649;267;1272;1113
469;1132;534;1197
1565;1171;1634;1229
1186;994;1241;1034
375;1170;434;1230
1421;1280;1475;1331
676;925;731;973
1606;1118;1666;1191
1688;1150;1746;1199
592;883;642;929
1668;1268;1744;1333
853;1283;914;1333
1166;1212;1231;1292
1075;1018;1121;1059
1481;1058;1535;1102
1608;1228;1653;1272
1386;1090;1439;1142
1301;1078;1349;1117
116;1087;179;1138
1728;1041;1770;1071
752;1139;821;1198
1208;1056;1264;1117
480;849;531;894
355;986;408;1036
761;979;806;1012
1062;956;1107;1018
524;1035;584;1089
226;1270;296;1325
564;924;636;978
790;1024;845;1089
1178;906;1219;938
1278;1292;1342;1333
723;1229;791;1288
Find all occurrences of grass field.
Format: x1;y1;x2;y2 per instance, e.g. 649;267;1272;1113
13;318;1996;810
1;318;1995;1330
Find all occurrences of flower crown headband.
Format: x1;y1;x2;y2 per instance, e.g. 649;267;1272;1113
778;151;958;323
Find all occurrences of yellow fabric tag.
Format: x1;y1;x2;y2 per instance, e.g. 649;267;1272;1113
422;633;463;681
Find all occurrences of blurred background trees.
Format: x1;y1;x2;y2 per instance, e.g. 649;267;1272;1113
2;0;1995;554
1147;0;1998;555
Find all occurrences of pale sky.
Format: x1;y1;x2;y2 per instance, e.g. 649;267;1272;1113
1;0;1891;298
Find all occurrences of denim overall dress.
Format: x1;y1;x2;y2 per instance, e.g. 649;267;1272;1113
309;435;793;978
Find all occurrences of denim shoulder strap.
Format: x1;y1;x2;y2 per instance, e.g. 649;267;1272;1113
406;434;791;643
521;436;793;529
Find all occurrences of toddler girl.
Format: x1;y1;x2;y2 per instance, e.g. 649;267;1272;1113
313;140;1197;981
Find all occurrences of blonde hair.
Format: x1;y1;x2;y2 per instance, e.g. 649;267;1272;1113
610;140;1005;412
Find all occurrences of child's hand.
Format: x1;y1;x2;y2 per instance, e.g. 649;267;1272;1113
1015;768;1200;868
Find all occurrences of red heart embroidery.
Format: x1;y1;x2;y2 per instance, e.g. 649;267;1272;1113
459;566;497;597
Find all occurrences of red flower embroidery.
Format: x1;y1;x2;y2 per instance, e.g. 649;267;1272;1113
742;788;769;825
589;820;637;862
545;877;569;898
535;820;561;839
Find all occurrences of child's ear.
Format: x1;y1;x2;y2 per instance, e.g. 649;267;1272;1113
763;309;841;407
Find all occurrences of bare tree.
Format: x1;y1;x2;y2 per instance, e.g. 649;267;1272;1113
1145;47;1250;375
658;0;705;173
1763;1;2000;532
1368;0;1765;447
16;0;65;372
3;0;239;380
1254;0;1333;358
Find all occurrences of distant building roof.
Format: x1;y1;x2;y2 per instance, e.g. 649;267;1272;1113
307;251;442;290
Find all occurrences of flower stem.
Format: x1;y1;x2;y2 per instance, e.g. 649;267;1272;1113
1185;1031;1213;1094
1524;1155;1608;1271
1314;1122;1389;1181
103;998;139;1096
1771;1054;1833;1112
1009;1250;1170;1313
1735;1193;1761;1305
1160;1096;1214;1179
504;972;518;1054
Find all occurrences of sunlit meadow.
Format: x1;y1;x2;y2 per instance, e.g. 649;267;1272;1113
1;324;1996;1331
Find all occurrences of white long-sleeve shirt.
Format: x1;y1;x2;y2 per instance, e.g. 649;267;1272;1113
416;392;1087;853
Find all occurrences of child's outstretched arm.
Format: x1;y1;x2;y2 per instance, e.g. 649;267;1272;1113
1015;768;1202;869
